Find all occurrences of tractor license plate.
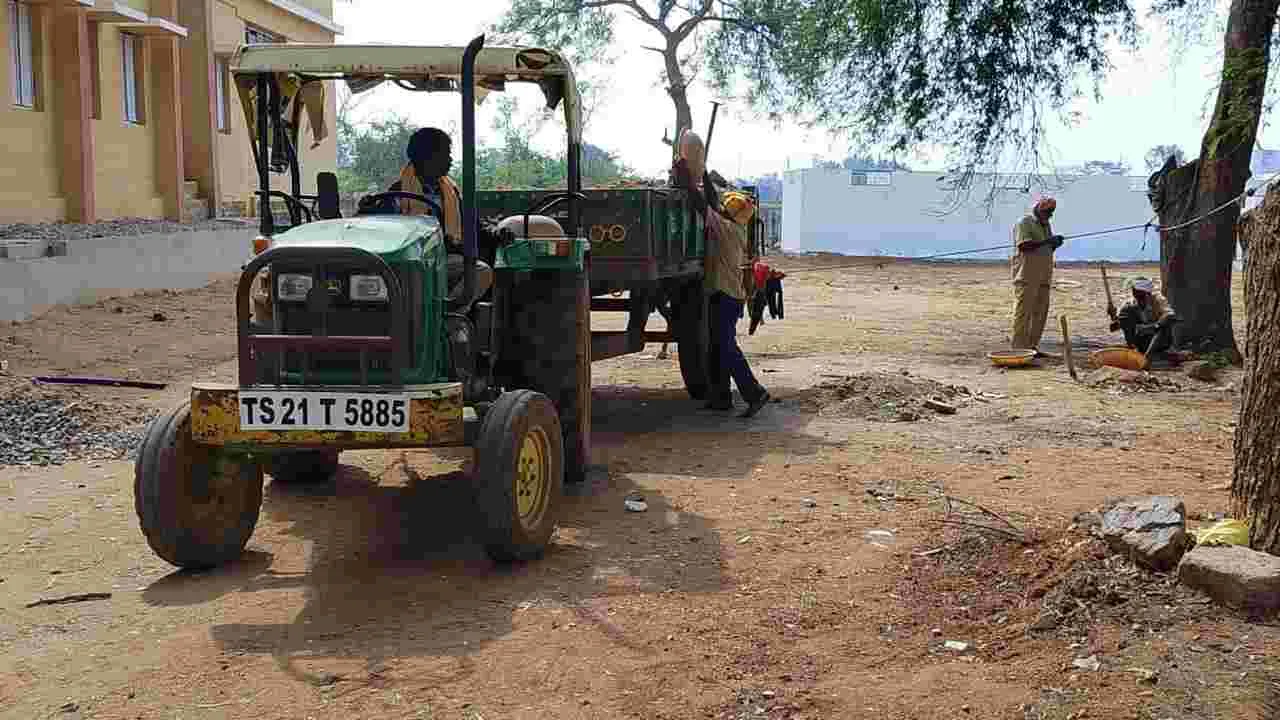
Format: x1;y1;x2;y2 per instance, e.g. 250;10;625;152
237;391;410;432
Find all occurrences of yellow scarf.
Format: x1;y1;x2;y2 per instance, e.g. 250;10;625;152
397;164;462;244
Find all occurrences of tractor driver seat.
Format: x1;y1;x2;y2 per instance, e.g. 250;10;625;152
316;172;342;219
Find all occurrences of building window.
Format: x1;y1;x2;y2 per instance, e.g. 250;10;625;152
215;58;229;132
8;0;36;109
245;25;280;45
121;32;144;124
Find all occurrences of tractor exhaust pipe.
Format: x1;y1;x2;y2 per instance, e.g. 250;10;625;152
457;34;484;311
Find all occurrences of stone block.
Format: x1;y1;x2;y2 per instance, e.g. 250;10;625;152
1178;545;1280;610
1101;496;1188;571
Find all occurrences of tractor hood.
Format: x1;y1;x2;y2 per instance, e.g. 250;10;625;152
269;216;443;261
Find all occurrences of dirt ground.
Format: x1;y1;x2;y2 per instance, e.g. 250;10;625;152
2;256;1276;720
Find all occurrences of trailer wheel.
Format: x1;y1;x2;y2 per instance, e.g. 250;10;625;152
475;390;563;563
134;403;263;569
674;280;711;400
267;450;340;484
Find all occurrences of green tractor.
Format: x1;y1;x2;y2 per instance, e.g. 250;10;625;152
134;36;754;570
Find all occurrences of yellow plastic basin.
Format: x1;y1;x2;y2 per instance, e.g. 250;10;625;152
988;349;1036;367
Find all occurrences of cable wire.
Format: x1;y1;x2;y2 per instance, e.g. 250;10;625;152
777;171;1280;275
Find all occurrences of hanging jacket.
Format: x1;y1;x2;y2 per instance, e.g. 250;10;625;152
766;275;784;319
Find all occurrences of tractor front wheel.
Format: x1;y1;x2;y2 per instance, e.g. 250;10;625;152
133;403;263;569
474;390;563;563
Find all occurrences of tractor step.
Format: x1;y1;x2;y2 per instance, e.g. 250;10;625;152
590;297;631;312
590;330;671;361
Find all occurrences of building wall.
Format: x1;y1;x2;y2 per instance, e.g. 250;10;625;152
781;171;804;252
0;3;66;221
782;168;1162;262
209;0;338;214
92;22;165;219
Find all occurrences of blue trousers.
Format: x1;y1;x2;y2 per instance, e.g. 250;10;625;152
709;291;764;404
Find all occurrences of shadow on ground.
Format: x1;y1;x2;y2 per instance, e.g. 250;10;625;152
137;386;838;687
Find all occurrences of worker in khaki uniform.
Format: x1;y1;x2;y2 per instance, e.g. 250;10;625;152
1110;276;1178;354
1010;197;1065;355
704;190;770;418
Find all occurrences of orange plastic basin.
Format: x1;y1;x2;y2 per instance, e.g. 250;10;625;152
1090;346;1148;371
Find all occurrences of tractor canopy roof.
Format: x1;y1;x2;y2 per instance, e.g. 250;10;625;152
231;43;583;145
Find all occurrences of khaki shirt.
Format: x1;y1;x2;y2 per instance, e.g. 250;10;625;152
1011;215;1055;286
705;209;748;300
1121;291;1174;325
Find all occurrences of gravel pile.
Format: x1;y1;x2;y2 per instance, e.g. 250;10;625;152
0;396;156;466
0;217;249;241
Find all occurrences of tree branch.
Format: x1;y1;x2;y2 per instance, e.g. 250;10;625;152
581;0;670;35
640;45;667;54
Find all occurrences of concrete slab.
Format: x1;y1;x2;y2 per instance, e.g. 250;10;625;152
0;228;253;322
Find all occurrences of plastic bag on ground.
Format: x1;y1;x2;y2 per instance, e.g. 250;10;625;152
1191;519;1250;547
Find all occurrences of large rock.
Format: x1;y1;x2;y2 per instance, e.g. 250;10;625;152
1101;496;1188;571
1178;545;1280;610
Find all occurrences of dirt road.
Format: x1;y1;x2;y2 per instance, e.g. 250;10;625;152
2;257;1274;720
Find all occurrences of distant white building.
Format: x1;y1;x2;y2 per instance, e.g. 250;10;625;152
782;169;1162;262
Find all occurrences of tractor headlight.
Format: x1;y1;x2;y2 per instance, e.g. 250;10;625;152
349;274;388;302
276;273;313;302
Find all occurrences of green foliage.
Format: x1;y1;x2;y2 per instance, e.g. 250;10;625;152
1145;144;1187;172
706;0;1139;188
335;95;643;194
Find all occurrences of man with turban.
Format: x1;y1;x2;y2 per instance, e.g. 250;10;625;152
1111;276;1178;354
1010;197;1065;355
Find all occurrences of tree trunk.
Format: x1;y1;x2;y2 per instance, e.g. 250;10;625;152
664;45;693;139
1227;0;1280;554
1233;184;1280;553
1148;0;1277;355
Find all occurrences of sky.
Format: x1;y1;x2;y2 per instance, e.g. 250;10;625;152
330;0;1272;180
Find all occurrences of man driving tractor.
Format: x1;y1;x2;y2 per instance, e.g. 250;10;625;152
386;126;494;309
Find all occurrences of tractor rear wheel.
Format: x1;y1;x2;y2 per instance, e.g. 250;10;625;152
475;390;563;563
134;403;263;569
267;450;340;485
502;268;591;483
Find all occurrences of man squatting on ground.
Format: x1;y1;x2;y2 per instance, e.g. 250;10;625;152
1010;197;1065;356
1110;276;1178;354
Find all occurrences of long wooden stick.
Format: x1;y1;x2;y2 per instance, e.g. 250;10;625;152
1060;314;1078;380
1100;262;1117;320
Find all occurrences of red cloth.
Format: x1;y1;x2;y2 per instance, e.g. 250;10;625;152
753;261;769;289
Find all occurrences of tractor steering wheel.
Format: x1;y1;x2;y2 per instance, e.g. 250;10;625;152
361;191;445;220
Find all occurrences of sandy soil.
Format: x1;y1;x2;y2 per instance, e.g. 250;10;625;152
1;256;1275;720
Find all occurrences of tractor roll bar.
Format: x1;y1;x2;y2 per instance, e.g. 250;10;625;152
455;34;483;312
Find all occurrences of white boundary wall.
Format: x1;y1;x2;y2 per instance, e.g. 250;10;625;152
1;228;255;322
782;169;1166;261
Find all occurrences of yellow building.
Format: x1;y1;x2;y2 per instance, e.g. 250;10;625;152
0;0;339;224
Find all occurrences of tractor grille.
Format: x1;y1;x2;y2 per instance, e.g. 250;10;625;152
263;265;418;383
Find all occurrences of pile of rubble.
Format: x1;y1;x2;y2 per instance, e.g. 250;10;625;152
1084;367;1184;393
796;371;978;421
1073;495;1280;612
